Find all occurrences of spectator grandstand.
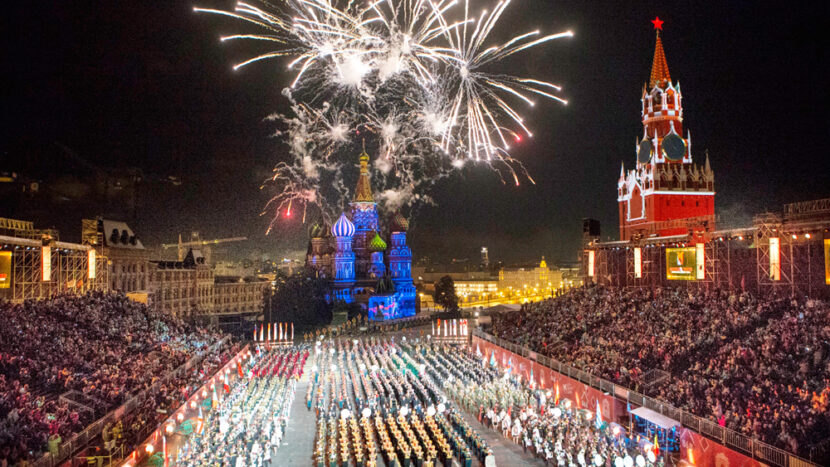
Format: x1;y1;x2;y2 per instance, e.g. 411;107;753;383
489;286;830;457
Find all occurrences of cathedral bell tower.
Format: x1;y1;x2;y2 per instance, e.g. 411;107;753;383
617;18;715;241
350;143;380;276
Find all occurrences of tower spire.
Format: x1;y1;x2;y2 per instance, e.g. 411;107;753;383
649;17;671;88
353;140;374;202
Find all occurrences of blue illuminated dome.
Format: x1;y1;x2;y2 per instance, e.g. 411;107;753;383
331;213;355;237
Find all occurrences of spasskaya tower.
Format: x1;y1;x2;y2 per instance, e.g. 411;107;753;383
617;18;715;241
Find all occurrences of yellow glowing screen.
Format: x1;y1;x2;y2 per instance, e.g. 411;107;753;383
666;247;697;281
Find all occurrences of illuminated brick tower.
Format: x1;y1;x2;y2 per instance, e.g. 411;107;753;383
617;18;715;241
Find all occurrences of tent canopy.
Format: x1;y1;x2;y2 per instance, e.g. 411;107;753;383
630;407;680;430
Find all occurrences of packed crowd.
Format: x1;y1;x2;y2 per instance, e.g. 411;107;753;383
0;292;226;465
489;286;830;455
173;346;308;466
113;338;241;457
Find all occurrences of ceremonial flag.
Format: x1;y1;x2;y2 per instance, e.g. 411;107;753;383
253;326;257;342
259;324;264;341
596;400;602;429
575;392;580;409
489;350;496;367
529;368;535;388
237;363;243;378
653;434;660;456
291;322;294;340
555;384;560;405
196;407;204;434
224;382;231;394
211;386;218;409
476;343;481;357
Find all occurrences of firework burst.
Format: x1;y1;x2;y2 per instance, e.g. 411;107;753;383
195;0;571;226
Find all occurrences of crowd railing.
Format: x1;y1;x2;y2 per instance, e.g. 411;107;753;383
471;329;820;467
30;336;230;467
118;344;253;467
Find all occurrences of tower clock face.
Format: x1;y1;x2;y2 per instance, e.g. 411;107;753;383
662;133;686;161
638;139;652;163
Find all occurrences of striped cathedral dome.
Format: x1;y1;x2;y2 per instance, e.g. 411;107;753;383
331;213;355;237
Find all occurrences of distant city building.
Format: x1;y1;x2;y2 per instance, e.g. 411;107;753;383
306;148;417;320
499;257;562;291
481;247;489;268
83;218;150;292
214;260;256;278
454;279;498;296
412;267;491;287
82;218;268;321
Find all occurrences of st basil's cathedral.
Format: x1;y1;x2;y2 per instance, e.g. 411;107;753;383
306;148;417;320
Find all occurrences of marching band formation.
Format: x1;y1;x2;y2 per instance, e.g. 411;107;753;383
160;333;663;467
434;347;664;467
172;347;309;466
308;337;492;467
307;337;663;467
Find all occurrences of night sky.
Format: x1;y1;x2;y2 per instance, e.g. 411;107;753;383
2;1;827;265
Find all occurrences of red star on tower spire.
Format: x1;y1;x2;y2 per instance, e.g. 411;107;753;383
651;16;664;31
649;17;670;87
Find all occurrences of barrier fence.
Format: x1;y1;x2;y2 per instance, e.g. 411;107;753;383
31;336;231;467
472;329;820;467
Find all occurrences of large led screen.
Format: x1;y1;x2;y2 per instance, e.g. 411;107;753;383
666;247;697;281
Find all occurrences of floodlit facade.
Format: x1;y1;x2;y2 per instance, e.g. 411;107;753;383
307;148;417;320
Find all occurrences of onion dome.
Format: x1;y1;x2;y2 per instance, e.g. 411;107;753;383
390;212;409;232
331;213;355;237
309;221;328;238
368;232;387;251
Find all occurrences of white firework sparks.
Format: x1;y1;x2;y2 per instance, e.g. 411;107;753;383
195;0;571;225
